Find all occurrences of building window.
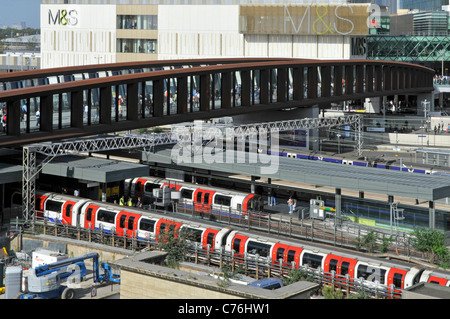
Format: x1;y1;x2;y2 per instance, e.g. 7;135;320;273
117;39;157;54
117;15;158;30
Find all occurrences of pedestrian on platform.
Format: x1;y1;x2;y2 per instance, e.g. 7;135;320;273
119;196;125;206
288;197;294;214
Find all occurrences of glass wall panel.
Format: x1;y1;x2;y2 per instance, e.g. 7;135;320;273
118;84;127;121
117;39;157;54
117;15;157;30
234;72;242;107
214;73;221;109
145;81;153;118
303;67;308;99
271;69;277;103
16;99;27;134
91;88;100;124
53;95;60;130
288;68;293;101
192;75;200;111
168;77;177;115
83;90;89;126
253;70;260;105
112;86;118;122
61;93;70;128
330;66;335;96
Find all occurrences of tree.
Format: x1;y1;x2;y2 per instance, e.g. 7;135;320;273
412;228;449;266
156;227;195;268
322;284;344;299
359;230;378;253
282;268;312;286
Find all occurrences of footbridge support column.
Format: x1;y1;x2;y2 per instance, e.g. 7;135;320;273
429;201;435;230
335;188;341;226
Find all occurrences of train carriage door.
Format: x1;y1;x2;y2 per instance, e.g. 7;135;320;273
116;211;130;237
202;229;218;250
35;194;48;218
62;201;76;225
135;178;147;198
231;234;248;256
272;243;289;266
125;213;141;238
203;191;215;213
284;246;303;268
324;254;342;276
387;268;408;290
338;257;358;278
84;204;99;229
194;190;204;212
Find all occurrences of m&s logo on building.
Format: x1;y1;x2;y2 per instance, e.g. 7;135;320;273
48;9;79;26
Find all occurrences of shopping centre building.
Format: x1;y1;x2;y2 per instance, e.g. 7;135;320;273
40;0;374;68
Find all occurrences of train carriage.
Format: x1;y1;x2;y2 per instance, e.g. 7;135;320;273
124;176;264;215
34;190;450;292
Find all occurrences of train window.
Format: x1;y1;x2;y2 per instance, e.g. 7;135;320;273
144;183;160;192
246;241;271;257
341;261;350;276
207;233;215;247
181;189;193;200
356;265;386;284
232;238;241;253
139;218;155;232
180;227;202;242
302;253;323;269
128;217;135;230
196;192;203;203
168;224;176;234
65;204;72;217
214;195;231;206
276;247;285;262
97;210;116;224
86;208;93;222
329;259;338;273
119;215;126;228
46;200;63;213
393;273;403;288
286;250;296;264
204;193;210;204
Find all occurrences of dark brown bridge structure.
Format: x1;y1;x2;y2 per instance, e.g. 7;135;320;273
0;58;434;147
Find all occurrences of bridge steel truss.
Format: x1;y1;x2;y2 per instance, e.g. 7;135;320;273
22;115;362;221
0;58;434;148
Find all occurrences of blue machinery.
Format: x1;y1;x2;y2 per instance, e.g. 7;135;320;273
16;252;120;299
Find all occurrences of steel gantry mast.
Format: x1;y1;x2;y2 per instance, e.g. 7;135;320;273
22;115;362;221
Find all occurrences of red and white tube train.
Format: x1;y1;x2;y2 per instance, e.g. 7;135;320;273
34;191;450;292
124;177;264;214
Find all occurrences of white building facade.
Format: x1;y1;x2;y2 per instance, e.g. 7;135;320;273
41;0;372;69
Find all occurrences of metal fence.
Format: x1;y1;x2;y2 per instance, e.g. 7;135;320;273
174;200;422;260
16;216;402;299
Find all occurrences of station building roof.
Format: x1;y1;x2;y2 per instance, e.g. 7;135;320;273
41;155;149;184
146;148;450;201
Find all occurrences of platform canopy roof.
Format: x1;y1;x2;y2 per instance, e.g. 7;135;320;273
41;155;149;183
146;149;450;201
0;163;22;184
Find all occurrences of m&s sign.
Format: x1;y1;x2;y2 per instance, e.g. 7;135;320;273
48;9;79;26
